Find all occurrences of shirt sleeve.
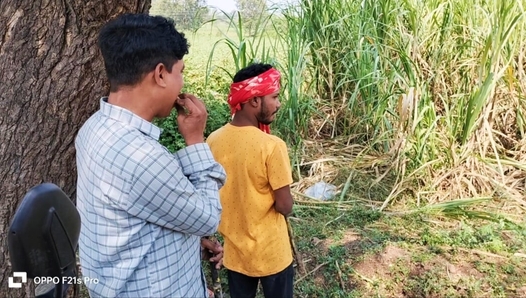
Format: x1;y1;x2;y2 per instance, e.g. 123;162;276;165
127;142;226;236
267;140;293;191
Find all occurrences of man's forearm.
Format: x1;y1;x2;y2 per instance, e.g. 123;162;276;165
174;143;226;235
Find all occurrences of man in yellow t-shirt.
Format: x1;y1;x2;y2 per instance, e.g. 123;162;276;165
206;63;294;298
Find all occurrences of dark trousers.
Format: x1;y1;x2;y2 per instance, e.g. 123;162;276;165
227;263;294;298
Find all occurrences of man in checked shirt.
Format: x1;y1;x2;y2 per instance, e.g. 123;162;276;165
75;14;225;297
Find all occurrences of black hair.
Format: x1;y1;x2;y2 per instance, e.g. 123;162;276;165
98;13;189;91
232;63;273;83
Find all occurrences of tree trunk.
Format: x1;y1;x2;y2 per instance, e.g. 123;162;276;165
0;1;151;297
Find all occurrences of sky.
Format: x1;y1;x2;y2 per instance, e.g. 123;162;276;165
206;0;292;12
207;0;237;12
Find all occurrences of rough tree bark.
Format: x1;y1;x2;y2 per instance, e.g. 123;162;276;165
0;1;151;297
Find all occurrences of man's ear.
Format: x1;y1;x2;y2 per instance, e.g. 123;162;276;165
249;97;261;107
153;63;167;87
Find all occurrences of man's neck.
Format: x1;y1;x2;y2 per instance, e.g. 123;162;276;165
107;89;156;122
231;113;258;128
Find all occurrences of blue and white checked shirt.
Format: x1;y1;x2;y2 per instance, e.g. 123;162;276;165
75;98;226;298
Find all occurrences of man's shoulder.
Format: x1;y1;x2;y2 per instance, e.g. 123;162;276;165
207;125;226;138
206;124;231;143
76;112;162;153
76;111;103;142
78;110;101;128
262;133;287;149
207;124;288;148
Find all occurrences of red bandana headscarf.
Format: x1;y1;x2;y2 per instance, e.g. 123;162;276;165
227;68;281;134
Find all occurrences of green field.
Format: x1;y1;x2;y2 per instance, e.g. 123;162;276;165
81;1;526;297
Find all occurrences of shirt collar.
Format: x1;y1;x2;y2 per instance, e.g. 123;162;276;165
99;97;162;140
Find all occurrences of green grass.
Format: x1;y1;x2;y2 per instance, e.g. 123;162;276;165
154;1;526;297
74;1;526;297
288;203;526;298
75;169;526;298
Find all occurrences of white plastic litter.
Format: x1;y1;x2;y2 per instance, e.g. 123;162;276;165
304;182;337;201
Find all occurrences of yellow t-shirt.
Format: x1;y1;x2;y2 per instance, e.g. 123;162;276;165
206;123;293;277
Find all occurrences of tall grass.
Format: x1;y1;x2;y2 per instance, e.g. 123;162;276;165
280;0;526;208
179;0;526;211
272;5;314;148
204;9;279;83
